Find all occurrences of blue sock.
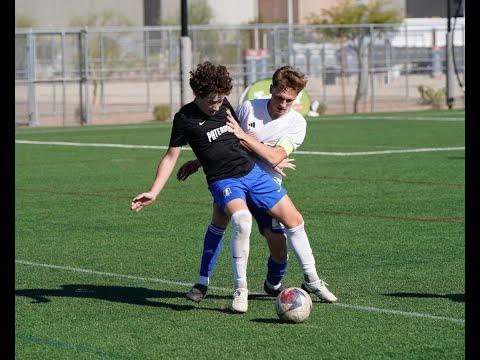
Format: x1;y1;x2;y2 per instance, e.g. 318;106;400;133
266;256;288;286
199;224;226;280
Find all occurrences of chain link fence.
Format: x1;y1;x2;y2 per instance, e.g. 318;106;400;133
15;22;465;127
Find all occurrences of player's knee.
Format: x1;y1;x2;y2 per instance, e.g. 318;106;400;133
285;213;304;229
231;210;252;236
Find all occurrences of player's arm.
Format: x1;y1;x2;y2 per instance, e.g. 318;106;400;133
131;146;182;212
226;112;290;167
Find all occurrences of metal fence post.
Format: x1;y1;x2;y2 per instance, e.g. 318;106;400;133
26;30;38;127
322;37;326;104
168;28;174;121
78;30;85;124
83;27;90;124
100;31;106;115
273;27;280;69
287;0;293;66
51;36;57;117
370;25;375;113
61;31;66;126
145;29;151;111
235;28;241;103
404;22;409;99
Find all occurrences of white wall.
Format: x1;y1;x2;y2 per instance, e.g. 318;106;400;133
207;0;257;24
160;0;257;25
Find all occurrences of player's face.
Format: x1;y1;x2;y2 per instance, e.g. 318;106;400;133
268;85;298;119
195;93;226;116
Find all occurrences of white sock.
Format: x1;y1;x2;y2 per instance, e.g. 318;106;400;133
229;209;252;290
265;280;282;290
196;276;209;286
284;221;320;283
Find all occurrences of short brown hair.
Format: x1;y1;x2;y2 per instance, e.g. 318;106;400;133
271;66;307;94
189;62;233;98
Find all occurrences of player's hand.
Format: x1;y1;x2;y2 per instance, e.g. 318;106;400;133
130;192;156;212
273;158;296;177
226;112;247;140
176;160;201;181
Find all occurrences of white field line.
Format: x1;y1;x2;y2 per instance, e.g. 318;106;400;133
15;259;465;325
15;124;168;135
14;117;464;136
15;140;465;156
308;116;464;122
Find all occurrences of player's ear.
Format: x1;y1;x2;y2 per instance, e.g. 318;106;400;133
269;84;273;94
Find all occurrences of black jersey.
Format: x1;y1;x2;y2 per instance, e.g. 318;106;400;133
169;98;254;184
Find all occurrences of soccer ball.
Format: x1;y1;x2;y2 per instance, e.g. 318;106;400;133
275;287;313;323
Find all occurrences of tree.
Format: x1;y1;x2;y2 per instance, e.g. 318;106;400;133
15;13;36;28
70;10;133;106
307;0;402;113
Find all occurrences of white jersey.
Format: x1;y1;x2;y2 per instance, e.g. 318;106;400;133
235;98;307;185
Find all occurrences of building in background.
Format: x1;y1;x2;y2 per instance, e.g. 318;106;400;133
15;0;464;28
15;0;143;27
257;0;406;24
15;0;258;28
152;0;258;25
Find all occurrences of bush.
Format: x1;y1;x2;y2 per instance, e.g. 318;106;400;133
316;102;327;115
309;100;327;116
417;85;445;109
153;104;171;121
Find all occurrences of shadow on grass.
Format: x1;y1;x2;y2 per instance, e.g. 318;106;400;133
382;292;464;302
250;318;281;324
15;284;234;312
447;156;464;160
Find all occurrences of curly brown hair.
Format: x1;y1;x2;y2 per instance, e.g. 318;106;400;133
189;62;233;98
272;66;307;93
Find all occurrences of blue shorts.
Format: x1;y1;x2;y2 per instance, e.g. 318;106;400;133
208;164;287;233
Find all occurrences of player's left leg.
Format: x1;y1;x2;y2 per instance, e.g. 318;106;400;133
263;229;289;296
245;165;337;303
268;196;338;303
246;197;289;296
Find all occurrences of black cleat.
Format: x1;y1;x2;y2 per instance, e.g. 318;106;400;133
186;283;208;303
263;281;288;297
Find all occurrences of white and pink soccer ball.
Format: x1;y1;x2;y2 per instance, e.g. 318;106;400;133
275;287;313;323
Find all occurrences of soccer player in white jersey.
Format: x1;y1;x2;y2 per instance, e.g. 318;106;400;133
178;66;337;307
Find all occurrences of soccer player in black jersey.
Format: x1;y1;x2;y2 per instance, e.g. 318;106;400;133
131;62;336;313
178;66;337;307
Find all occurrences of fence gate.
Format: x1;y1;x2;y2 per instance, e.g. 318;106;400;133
15;29;88;127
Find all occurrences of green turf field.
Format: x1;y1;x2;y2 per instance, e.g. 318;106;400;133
15;109;465;359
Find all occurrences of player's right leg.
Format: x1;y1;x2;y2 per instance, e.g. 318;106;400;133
263;229;289;296
186;203;229;303
241;164;337;303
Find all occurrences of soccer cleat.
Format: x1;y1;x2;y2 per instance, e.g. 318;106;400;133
301;279;338;303
230;288;249;313
186;283;208;303
263;280;288;297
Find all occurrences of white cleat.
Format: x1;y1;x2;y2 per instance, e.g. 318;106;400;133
301;279;338;303
230;288;249;313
